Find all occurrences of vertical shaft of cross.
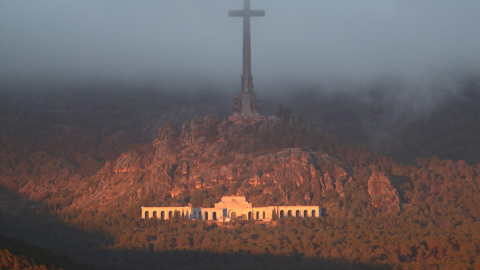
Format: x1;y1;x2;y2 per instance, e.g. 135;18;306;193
242;0;252;94
229;0;265;117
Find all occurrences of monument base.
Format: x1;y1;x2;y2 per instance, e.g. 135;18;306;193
228;114;272;125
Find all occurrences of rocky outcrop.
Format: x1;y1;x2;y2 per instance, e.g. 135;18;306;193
69;116;331;210
17;114;401;214
368;171;400;212
181;114;220;145
318;165;348;197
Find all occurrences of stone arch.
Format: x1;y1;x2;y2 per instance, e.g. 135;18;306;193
174;211;180;219
213;211;217;220
263;211;266;219
169;211;173;219
145;211;149;219
312;210;316;217
153;211;157;219
256;211;259;220
280;210;284;218
205;212;209;220
161;211;165;220
248;212;252;220
304;210;308;217
230;211;237;220
288;210;292;217
296;210;300;217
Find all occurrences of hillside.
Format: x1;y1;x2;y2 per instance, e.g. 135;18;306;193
8;112;402;216
1;79;480;269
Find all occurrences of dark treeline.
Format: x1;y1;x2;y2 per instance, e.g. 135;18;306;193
0;234;91;270
0;82;231;178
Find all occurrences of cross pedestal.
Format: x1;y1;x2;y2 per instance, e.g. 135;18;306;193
229;0;265;119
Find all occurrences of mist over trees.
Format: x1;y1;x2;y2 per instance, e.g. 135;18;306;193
2;71;480;171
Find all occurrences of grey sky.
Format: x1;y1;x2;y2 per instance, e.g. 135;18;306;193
1;0;480;91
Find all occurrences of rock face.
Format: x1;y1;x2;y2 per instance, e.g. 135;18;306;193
69;115;340;210
368;171;400;213
69;115;403;213
318;165;348;197
10;113;402;216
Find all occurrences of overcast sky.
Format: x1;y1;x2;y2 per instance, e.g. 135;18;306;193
1;0;480;92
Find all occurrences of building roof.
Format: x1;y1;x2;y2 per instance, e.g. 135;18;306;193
214;196;252;209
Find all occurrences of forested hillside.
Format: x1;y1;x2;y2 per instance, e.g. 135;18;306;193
1;77;480;269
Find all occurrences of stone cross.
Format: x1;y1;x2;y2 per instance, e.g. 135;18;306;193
229;0;265;117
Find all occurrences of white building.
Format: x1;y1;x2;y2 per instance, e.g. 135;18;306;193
142;196;320;221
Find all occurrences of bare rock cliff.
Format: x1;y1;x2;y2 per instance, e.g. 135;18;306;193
368;171;400;212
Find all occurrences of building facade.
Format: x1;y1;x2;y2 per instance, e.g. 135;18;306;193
142;196;321;221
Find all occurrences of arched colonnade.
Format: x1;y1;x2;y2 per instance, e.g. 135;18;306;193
142;206;321;221
141;207;201;220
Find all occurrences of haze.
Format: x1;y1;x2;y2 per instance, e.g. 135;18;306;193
1;0;480;92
